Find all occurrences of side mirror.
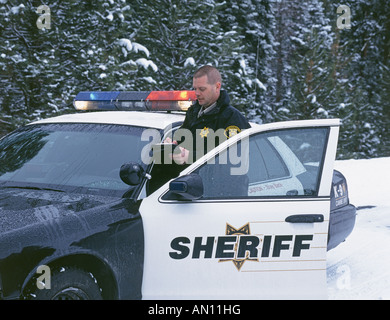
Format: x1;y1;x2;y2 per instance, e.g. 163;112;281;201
168;173;203;200
120;162;151;186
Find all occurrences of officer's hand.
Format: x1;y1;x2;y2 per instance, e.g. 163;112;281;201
163;137;177;144
172;146;189;165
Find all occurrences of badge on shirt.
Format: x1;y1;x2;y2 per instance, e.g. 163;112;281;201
224;125;241;138
199;127;210;138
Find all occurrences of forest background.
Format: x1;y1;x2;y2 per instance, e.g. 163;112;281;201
0;0;389;159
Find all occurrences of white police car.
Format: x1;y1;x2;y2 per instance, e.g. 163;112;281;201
0;91;355;300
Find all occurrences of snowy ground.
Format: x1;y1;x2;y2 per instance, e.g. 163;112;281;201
327;157;390;300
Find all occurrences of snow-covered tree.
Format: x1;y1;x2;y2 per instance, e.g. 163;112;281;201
216;0;276;122
325;0;390;158
0;0;156;124
273;0;333;121
0;0;388;158
131;0;223;90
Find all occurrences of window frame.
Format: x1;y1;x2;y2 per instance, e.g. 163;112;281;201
160;126;330;202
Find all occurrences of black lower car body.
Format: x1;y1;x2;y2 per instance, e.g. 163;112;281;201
0;189;144;300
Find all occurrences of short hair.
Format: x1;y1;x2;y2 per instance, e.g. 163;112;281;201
193;65;222;85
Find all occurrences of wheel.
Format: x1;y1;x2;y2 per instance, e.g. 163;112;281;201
27;267;103;300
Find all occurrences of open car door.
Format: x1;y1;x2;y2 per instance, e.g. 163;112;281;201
140;119;340;299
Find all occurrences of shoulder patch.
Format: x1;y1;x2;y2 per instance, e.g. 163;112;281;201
224;125;241;138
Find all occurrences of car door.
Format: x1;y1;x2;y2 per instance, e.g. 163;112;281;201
140;119;340;299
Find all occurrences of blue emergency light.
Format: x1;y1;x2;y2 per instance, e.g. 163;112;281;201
74;91;197;111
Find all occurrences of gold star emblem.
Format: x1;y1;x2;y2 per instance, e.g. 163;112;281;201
219;223;259;271
199;126;209;138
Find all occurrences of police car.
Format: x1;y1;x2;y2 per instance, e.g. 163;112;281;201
0;91;355;300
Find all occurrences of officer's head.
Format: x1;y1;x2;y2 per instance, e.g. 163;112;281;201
193;65;222;108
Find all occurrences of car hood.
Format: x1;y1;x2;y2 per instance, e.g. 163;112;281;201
0;188;121;234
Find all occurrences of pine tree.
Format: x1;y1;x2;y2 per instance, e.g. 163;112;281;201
327;0;389;158
289;27;333;119
0;2;48;123
270;0;297;120
132;0;258;113
131;0;224;90
216;0;276;122
380;63;390;156
284;0;333;120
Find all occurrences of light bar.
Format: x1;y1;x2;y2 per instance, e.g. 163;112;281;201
74;91;197;111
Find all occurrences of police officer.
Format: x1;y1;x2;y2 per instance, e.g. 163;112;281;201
168;65;251;165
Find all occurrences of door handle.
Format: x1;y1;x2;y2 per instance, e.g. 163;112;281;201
285;214;324;223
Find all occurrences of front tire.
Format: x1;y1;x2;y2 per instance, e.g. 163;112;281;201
27;267;103;300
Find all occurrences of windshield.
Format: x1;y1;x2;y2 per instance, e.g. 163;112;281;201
0;123;156;197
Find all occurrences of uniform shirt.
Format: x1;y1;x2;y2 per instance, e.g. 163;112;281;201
176;90;251;163
197;101;217;118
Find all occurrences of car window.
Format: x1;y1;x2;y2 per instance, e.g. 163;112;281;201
0;123;153;197
193;127;329;199
248;137;289;183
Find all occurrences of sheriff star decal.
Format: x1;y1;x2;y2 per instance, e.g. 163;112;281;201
218;223;258;271
199;126;210;138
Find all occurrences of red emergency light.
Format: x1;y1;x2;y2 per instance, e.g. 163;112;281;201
74;91;197;112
